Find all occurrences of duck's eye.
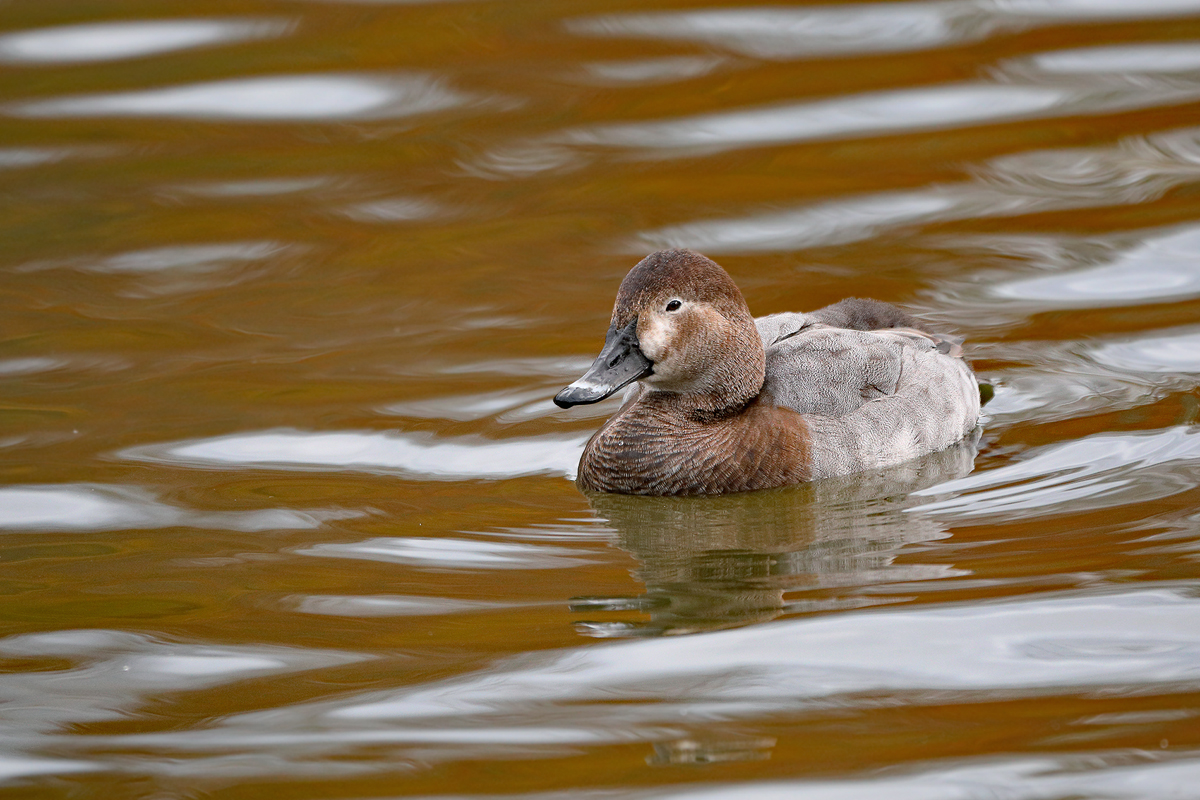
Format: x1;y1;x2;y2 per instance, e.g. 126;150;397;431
665;299;682;312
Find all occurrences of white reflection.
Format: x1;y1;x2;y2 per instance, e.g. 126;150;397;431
176;177;333;197
1092;327;1200;373
340;196;440;223
438;356;592;377
14;241;294;298
85;242;284;274
10;73;468;122
336;589;1200;721
647;127;1200;255
565;83;1066;152
463;140;581;179
993;0;1200;19
297;536;595;570
37;590;1200;779
579;56;726;86
0;19;290;64
995;226;1200;304
914;426;1200;519
979;366;1153;426
0;484;362;532
444;756;1200;799
0;756;95;781
641;190;958;253
0;628;365;737
568;4;976;59
132;654;285;678
380;386;553;422
570;0;1200;66
0;356;64;376
121;428;589;480
1034;42;1200;74
291;594;504;617
0;147;68;169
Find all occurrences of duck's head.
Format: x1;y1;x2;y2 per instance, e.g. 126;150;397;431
554;249;765;415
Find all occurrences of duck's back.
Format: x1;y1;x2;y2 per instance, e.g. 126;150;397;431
754;312;980;479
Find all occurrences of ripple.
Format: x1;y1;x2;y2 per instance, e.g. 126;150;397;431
379;386;554;422
1092;327;1200;373
296;537;595;570
10;72;470;122
0;484;362;533
567;4;982;60
0;18;291;64
1033;41;1200;74
288;594;505;617
997;0;1200;20
13;240;296;298
564;83;1067;153
339;196;441;223
577;56;727;86
41;590;1200;778
436;356;592;377
653;125;1200;254
15;241;288;277
994;226;1200;305
120;428;588;480
421;756;1200;799
0;628;366;736
92;241;285;274
979;368;1152;426
0;756;96;781
639;190;960;253
0;146;70;169
174;176;334;197
913;427;1200;520
0;356;66;377
336;589;1200;721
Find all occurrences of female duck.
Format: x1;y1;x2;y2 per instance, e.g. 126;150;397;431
554;249;980;496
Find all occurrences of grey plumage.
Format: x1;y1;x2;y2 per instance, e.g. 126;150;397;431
755;312;980;479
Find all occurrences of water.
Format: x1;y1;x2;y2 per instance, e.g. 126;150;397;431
2;0;1200;796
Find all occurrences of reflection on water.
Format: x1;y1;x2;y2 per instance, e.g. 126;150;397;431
997;0;1200;19
1032;41;1200;73
916;427;1200;519
576;56;727;86
562;83;1069;154
1094;326;1200;372
297;535;596;570
122;428;587;480
567;4;982;59
0;19;291;64
577;440;977;636
0;483;362;532
11;73;472;122
447;754;1200;800
994;226;1200;304
642;127;1200;254
4;0;1200;795
570;0;1200;60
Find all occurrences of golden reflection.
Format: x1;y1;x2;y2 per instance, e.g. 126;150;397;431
576;436;978;636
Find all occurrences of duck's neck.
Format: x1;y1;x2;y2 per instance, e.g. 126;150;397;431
650;388;757;424
655;323;767;421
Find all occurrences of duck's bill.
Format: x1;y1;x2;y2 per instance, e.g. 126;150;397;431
554;318;652;408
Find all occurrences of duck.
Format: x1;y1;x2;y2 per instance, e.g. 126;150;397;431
553;249;981;496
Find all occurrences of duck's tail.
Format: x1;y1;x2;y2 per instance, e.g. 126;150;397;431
809;297;932;333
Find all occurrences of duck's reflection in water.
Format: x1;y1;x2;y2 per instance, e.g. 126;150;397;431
574;432;979;637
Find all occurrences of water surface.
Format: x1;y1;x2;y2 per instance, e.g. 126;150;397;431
3;0;1200;797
